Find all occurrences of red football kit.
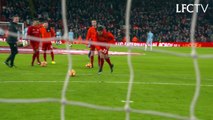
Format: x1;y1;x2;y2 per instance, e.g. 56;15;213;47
96;30;115;55
40;27;55;51
27;25;41;50
86;26;97;51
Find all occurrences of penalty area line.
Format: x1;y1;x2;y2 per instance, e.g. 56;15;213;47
0;80;213;87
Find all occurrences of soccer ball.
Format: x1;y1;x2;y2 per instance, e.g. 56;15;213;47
69;69;76;77
40;61;47;67
22;40;28;47
85;63;92;68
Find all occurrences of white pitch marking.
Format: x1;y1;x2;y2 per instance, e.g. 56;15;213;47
0;80;213;87
0;48;142;55
121;100;134;103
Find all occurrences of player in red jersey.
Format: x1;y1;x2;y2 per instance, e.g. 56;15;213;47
40;21;56;64
86;20;100;68
96;25;115;74
27;18;41;66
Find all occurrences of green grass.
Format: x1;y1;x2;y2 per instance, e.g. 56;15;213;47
0;43;213;120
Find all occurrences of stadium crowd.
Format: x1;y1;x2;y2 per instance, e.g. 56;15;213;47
1;0;213;42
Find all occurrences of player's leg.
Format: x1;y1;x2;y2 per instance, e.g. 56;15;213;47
4;43;13;67
5;43;13;63
35;42;41;65
50;49;55;64
50;50;55;64
43;50;47;62
104;49;113;73
150;40;153;51
36;42;41;64
90;50;94;68
36;49;41;64
88;50;91;58
98;51;101;67
31;42;40;66
145;41;148;51
98;51;105;74
48;43;55;64
56;37;60;45
5;53;11;64
32;49;37;66
9;43;18;67
42;43;47;62
69;38;73;47
4;56;11;66
105;56;114;73
90;45;95;68
31;42;36;66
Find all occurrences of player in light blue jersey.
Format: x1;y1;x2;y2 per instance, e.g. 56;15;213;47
56;29;62;45
68;29;74;47
145;29;154;51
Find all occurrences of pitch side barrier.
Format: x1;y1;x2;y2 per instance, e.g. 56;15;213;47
115;42;213;47
1;37;213;47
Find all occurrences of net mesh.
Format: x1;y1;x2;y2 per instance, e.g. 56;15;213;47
0;0;212;120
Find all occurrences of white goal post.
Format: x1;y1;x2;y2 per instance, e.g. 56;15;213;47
0;21;25;42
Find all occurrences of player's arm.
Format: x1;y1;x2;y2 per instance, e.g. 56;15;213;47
95;34;100;50
50;28;56;37
86;28;91;40
38;28;43;44
27;27;31;36
39;28;44;38
50;28;56;42
86;28;92;46
108;32;115;45
108;32;115;42
26;27;32;42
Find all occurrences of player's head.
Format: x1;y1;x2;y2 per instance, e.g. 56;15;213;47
97;25;105;36
43;20;49;28
13;15;19;23
91;20;97;27
32;18;39;26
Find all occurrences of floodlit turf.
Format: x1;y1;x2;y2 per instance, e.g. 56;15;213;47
0;43;213;120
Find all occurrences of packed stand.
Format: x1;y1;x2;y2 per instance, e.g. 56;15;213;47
1;0;212;42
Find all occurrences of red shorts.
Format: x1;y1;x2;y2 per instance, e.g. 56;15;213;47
30;41;40;50
42;42;53;51
97;46;109;55
90;45;96;51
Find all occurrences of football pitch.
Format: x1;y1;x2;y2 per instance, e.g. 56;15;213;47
0;44;213;120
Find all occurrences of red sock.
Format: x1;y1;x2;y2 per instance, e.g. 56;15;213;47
51;51;54;61
36;51;40;63
44;52;47;61
105;57;112;66
32;52;36;65
90;55;94;67
100;58;104;70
